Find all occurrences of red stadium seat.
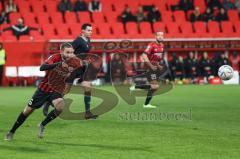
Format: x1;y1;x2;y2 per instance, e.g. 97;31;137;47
161;11;173;22
19;35;32;42
21;12;36;25
0;24;10;31
98;23;114;39
112;0;126;14
90;26;100;39
32;35;46;41
111;22;127;38
37;12;51;25
78;12;91;23
173;10;186;22
2;30;13;36
9;13;22;24
153;22;166;33
207;21;221;37
42;25;57;38
16;1;31;13
221;21;235;37
139;22;153;37
101;0;113;14
65;12;78;24
154;1;167;11
92;12;106;23
70;23;82;36
233;21;240;37
127;1;140;13
228;10;239;22
55;25;71;37
139;0;157;5
193;21;208;37
2;35;17;42
180;22;194;38
44;0;58;13
50;12;64;25
93;25;99;35
106;13;119;23
166;22;180;38
165;0;179;7
31;0;46;13
125;22;141;38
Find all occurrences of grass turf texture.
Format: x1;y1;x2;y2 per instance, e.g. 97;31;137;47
0;85;239;159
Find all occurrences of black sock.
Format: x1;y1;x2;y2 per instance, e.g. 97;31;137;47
135;84;151;90
84;91;91;113
10;112;27;133
41;109;61;127
144;89;154;105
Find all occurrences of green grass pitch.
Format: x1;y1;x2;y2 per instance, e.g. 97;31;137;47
0;85;240;159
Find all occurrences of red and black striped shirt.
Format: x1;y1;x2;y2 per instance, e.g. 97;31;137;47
39;54;65;93
144;42;164;65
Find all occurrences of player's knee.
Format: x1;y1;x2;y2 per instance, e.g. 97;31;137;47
81;81;91;91
23;106;34;116
53;98;65;112
151;84;159;90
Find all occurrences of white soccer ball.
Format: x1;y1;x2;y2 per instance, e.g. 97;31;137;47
218;65;234;80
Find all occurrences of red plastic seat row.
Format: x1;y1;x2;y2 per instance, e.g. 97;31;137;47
9;11;112;24
152;21;239;38
16;0;54;13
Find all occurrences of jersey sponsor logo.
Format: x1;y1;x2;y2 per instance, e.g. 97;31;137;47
154;53;163;58
154;48;164;52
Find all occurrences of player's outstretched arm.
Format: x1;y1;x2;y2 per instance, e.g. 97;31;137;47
40;62;62;71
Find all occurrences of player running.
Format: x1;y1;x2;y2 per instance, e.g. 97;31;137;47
5;43;82;141
43;23;99;120
130;31;167;108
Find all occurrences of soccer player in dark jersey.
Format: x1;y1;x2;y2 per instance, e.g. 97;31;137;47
5;43;81;141
43;23;98;119
130;31;166;108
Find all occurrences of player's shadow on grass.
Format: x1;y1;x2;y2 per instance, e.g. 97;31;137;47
45;141;153;152
0;144;47;153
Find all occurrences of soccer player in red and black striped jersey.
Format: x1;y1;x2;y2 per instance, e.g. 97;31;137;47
5;43;82;141
130;31;167;108
43;23;99;120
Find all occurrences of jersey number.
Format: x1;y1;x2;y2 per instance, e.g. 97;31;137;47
151;74;157;80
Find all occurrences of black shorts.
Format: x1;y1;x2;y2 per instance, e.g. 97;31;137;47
146;69;162;82
146;66;168;82
27;88;63;109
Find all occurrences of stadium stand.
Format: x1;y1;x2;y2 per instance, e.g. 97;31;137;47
1;0;239;39
0;0;240;86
